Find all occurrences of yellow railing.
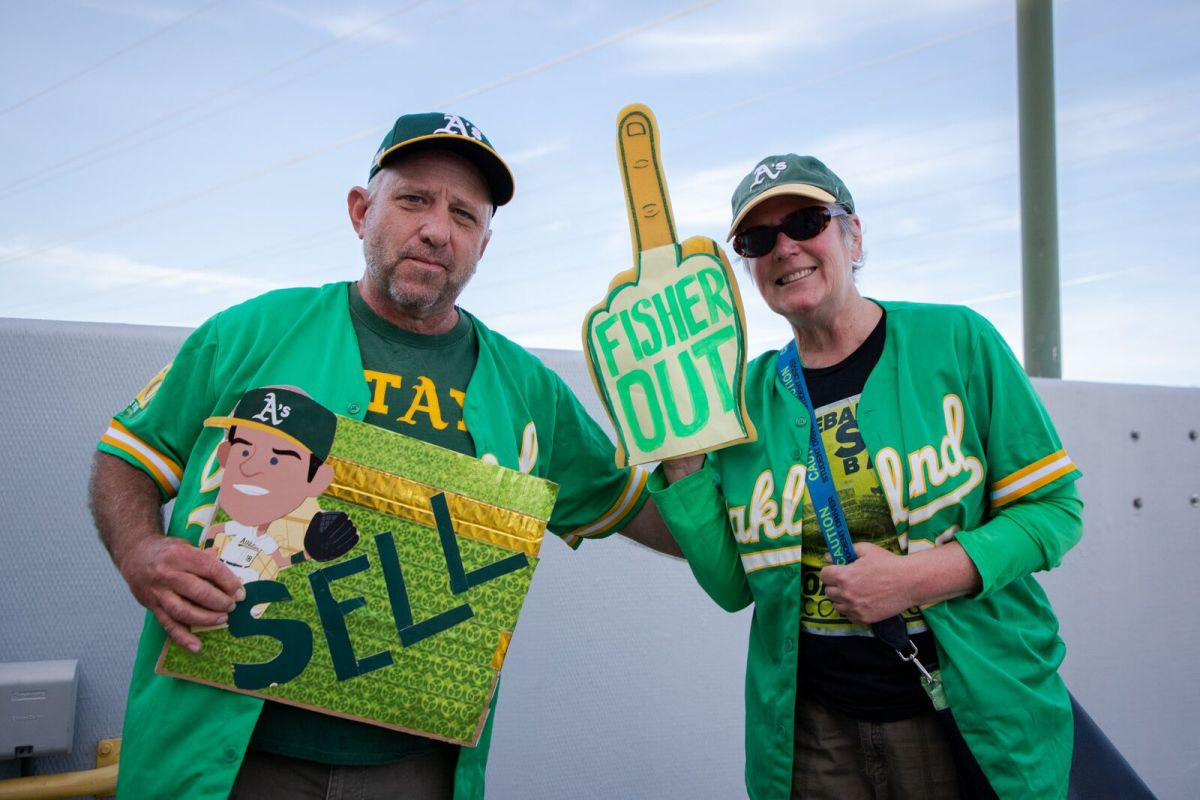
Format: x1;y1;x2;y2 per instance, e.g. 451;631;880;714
0;739;118;800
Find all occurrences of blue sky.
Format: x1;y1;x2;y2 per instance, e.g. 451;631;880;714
1;0;1197;387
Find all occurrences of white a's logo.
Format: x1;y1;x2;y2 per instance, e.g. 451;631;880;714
251;392;291;426
434;114;483;141
750;160;787;187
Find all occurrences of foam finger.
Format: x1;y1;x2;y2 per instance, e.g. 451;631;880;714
616;103;677;259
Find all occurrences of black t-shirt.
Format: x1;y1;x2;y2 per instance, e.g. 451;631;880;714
796;308;940;722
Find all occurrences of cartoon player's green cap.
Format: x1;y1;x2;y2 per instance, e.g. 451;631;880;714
204;387;336;461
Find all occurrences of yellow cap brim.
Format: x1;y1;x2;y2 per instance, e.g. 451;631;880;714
727;184;837;240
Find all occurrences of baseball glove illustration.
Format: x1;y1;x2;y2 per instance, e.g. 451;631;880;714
303;511;359;562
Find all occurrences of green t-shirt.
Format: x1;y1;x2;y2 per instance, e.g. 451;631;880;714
351;283;478;455
250;284;479;765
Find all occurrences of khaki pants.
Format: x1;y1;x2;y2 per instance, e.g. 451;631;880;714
230;746;457;800
791;697;960;800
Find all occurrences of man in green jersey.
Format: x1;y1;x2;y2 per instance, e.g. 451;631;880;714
90;111;676;800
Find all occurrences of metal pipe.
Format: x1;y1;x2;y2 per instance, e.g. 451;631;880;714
0;764;117;800
1016;0;1062;377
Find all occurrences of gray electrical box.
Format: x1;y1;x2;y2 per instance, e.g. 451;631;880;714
0;660;79;759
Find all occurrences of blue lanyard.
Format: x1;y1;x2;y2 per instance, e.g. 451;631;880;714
776;340;857;566
775;339;940;694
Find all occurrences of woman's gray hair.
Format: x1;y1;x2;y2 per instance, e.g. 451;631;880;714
836;211;866;272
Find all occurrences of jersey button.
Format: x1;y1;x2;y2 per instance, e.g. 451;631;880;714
347;402;362;415
791;449;802;461
795;416;807;427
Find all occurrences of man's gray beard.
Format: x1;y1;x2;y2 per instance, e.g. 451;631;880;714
363;250;475;316
364;246;437;313
382;272;438;312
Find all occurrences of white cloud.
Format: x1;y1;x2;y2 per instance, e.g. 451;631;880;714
623;0;1004;75
670;162;747;230
78;1;194;26
263;3;412;45
624;30;789;74
504;138;571;167
1059;75;1200;166
0;241;283;301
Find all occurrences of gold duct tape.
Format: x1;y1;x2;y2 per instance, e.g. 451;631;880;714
491;632;513;670
326;457;544;557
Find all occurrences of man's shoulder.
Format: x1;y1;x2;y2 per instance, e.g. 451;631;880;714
467;311;561;378
214;283;347;327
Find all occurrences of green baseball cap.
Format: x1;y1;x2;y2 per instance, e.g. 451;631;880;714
727;154;854;239
205;387;337;461
369;112;515;207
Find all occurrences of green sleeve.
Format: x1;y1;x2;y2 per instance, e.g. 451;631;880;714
542;374;648;546
955;312;1084;596
96;315;221;501
648;463;752;612
958;484;1083;598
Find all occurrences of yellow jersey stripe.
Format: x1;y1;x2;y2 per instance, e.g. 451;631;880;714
990;452;1075;507
990;450;1070;492
740;544;804;574
101;420;182;495
562;464;649;540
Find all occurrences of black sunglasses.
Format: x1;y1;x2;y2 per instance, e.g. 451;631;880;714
731;205;848;258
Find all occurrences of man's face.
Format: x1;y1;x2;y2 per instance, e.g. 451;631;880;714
216;426;320;526
351;150;492;326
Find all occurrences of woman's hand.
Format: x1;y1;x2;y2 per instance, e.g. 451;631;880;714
820;542;914;624
821;541;982;625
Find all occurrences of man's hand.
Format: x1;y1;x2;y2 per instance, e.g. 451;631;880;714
118;535;245;652
90;452;244;652
660;454;705;486
821;540;983;625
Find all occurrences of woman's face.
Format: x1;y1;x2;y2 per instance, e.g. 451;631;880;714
741;195;862;326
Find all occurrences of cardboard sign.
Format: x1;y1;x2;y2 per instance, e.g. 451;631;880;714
157;388;557;746
583;104;756;466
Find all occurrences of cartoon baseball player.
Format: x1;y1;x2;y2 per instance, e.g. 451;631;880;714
200;386;358;588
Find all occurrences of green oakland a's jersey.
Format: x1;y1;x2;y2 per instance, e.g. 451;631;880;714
652;300;1082;800
98;282;648;800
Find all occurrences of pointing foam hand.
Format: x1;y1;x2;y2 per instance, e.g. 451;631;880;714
583;103;756;467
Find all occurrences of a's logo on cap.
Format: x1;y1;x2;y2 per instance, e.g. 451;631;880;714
750;160;788;188
433;114;483;141
251;391;291;427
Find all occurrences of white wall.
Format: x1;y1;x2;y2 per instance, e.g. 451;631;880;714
1;318;1196;798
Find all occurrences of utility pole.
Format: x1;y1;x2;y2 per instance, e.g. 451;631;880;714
1016;0;1061;377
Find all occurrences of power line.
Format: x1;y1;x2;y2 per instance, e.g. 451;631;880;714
481;127;1200;324
0;126;379;269
0;0;438;199
0;0;728;270
441;0;724;107
3;1;1193;318
0;0;226;118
